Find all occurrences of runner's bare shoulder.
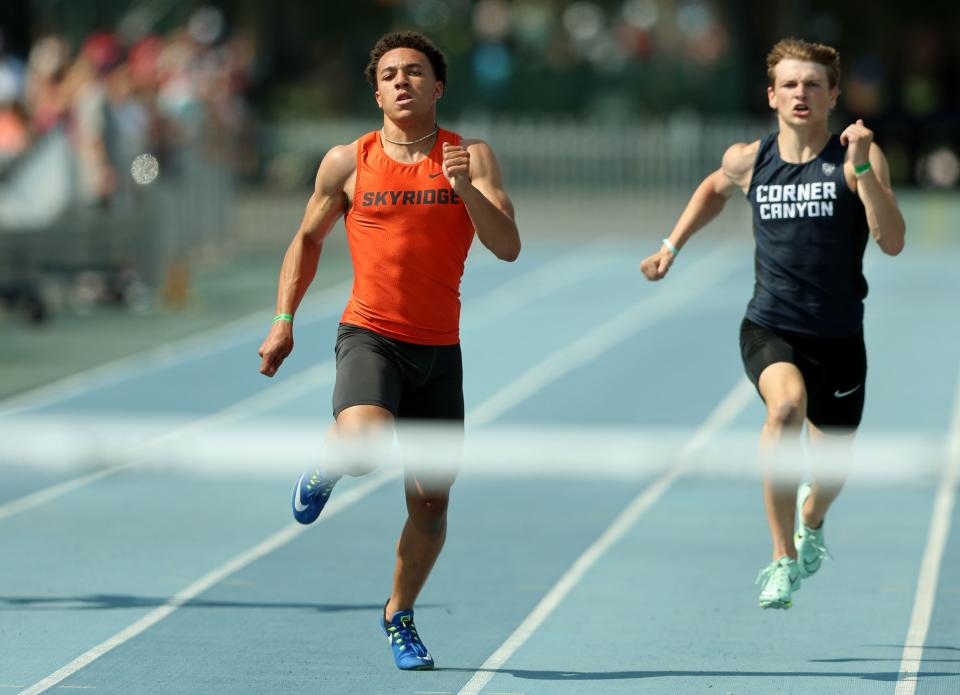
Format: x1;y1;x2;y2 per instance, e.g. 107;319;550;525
458;138;499;177
458;137;490;150
318;142;358;191
721;140;760;193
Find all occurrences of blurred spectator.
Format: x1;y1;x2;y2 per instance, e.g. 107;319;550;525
25;35;70;134
156;28;205;146
0;100;29;161
0;6;258;323
0;39;28;160
71;31;122;206
0;1;957;196
0;28;28;161
0;29;25;93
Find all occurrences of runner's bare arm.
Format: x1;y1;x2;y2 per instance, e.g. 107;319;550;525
258;143;356;377
640;141;757;281
444;139;520;262
841;120;905;256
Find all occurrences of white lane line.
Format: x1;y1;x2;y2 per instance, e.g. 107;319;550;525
0;467;128;524
0;279;354;417
0;247;618;523
463;236;623;326
15;470;395;695
14;247;671;693
894;367;960;695
0;360;337;523
0;235;607;418
456;377;753;695
683;377;754;453
464;256;739;433
468;246;739;426
13;247;739;695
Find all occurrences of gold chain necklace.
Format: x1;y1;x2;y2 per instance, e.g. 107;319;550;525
381;125;439;146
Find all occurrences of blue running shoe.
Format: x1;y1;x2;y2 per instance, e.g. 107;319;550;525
380;609;434;671
291;469;340;525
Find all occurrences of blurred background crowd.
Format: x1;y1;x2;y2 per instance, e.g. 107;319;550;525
0;0;957;326
0;4;254;195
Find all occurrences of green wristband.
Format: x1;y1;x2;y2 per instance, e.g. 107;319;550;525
854;161;872;177
272;313;293;323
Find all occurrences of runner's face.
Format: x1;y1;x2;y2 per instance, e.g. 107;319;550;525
768;59;837;126
374;48;443;120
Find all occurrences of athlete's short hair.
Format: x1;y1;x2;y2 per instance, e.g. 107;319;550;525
766;38;841;89
365;31;448;88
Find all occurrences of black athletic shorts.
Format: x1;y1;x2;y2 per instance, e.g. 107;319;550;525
332;323;464;423
739;317;867;430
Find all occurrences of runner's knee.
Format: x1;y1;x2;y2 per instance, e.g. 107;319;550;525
406;491;449;535
766;396;805;428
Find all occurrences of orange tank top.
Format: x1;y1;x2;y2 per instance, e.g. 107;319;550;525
341;128;475;345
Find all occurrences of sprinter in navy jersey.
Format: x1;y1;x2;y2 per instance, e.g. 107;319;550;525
640;38;905;610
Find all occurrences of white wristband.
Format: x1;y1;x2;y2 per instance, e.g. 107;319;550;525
662;238;679;256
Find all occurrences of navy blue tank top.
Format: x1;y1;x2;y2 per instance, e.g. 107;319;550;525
745;133;869;338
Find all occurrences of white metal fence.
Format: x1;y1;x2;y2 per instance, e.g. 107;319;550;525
0;128;233;318
267;117;773;194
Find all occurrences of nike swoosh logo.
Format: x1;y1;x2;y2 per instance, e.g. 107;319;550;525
428;172;443;178
293;476;310;512
833;384;862;398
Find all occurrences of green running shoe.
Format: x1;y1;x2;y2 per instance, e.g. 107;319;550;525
756;556;801;609
794;483;832;578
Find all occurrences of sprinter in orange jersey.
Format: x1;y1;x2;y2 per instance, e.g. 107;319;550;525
257;31;519;671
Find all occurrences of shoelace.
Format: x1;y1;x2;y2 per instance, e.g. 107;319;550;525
755;561;782;585
306;471;338;498
386;620;428;656
799;532;833;562
755;559;799;586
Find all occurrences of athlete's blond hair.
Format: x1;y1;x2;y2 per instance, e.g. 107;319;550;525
766;38;841;89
